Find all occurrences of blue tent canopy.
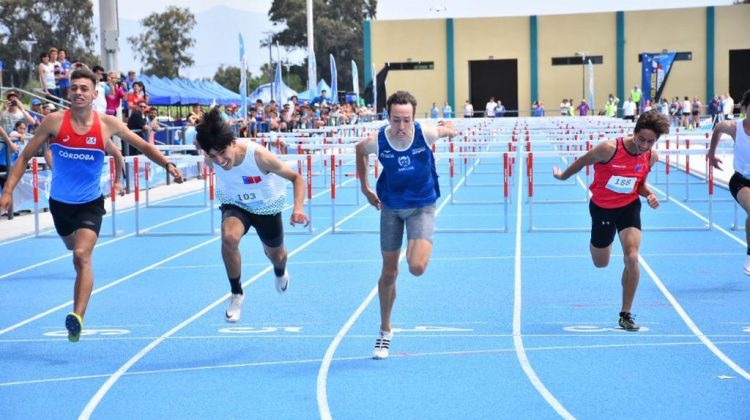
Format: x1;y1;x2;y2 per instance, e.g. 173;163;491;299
297;79;332;103
137;75;242;106
248;81;298;104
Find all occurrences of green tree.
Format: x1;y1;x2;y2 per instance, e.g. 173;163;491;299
127;6;196;78
213;65;243;92
268;0;377;95
0;0;97;88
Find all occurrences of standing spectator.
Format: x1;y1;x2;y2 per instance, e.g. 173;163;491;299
531;101;545;117
559;98;570;116
496;100;506;118
57;49;72;101
126;82;147;114
91;66;108;115
622;98;636;121
709;95;721;127
442;101;452;118
630;85;642;115
105;71;126;116
691;96;702;128
187;103;205;126
463;100;473;118
38;53;58;102
577;99;590;116
485;97;497;118
430;102;439;119
681;96;692;128
723;92;735;120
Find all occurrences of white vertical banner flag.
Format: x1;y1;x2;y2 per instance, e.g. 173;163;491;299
329;54;338;104
351;60;360;102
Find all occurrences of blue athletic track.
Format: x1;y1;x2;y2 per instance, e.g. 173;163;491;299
1;118;748;419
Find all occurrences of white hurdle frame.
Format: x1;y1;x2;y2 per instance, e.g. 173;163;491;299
526;148;715;232
33;156;120;238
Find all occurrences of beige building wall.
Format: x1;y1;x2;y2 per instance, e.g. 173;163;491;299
452;17;529;113
368;4;749;115
624;8;706;104
715;4;750;99
537;12;617;115
370;19;446;116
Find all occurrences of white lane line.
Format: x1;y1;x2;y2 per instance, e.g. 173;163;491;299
315;159;486;420
13;338;750;389
0;206;210;281
639;256;750;380
0;237;218;336
513;150;575;419
78;202;372;420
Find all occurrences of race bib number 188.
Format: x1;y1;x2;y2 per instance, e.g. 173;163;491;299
605;175;637;194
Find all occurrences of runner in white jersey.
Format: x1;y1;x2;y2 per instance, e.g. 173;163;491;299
708;89;750;274
194;109;308;323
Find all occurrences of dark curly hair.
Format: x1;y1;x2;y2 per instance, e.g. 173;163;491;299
195;108;235;153
386;90;417;117
634;110;671;137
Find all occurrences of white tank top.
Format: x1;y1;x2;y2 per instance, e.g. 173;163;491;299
732;119;750;177
214;140;287;215
41;62;56;89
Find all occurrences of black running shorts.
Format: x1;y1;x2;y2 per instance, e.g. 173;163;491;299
220;204;284;248
588;198;641;248
49;195;106;237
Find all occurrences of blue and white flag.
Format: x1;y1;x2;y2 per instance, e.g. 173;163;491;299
273;62;283;103
587;59;595;112
308;48;317;96
351;60;360;103
329;54;338;104
239;33;247;120
641;51;677;103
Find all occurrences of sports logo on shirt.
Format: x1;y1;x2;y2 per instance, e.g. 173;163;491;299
398;156;411;167
242;176;262;184
86;136;97;145
61;135;70;143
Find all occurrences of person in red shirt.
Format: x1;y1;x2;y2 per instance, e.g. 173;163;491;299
552;110;670;331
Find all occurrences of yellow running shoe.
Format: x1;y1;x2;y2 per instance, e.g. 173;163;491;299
65;312;83;342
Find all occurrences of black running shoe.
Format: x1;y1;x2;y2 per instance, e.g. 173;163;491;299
619;312;640;331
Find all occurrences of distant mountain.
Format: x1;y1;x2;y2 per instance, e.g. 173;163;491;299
118;5;304;81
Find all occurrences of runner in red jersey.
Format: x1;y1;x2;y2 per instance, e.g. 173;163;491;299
553;111;670;331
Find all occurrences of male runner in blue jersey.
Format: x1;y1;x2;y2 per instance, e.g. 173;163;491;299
356;90;456;359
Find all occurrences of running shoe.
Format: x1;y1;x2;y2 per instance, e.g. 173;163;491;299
225;293;245;323
743;255;750;275
618;312;640;331
65;312;83;342
275;271;290;294
372;330;393;360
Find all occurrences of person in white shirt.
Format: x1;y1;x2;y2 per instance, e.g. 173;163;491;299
485;97;497;118
463;100;473;118
723;93;735;120
622;98;636;121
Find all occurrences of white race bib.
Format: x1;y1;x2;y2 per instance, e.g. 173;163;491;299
605;175;637;194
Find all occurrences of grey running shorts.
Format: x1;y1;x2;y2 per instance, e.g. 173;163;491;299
379;204;436;251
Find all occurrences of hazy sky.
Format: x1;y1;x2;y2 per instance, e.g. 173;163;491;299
106;0;734;21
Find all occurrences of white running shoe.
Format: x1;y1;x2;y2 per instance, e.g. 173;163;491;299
372;330;393;360
225;293;245;323
275;271;290;294
744;256;750;275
